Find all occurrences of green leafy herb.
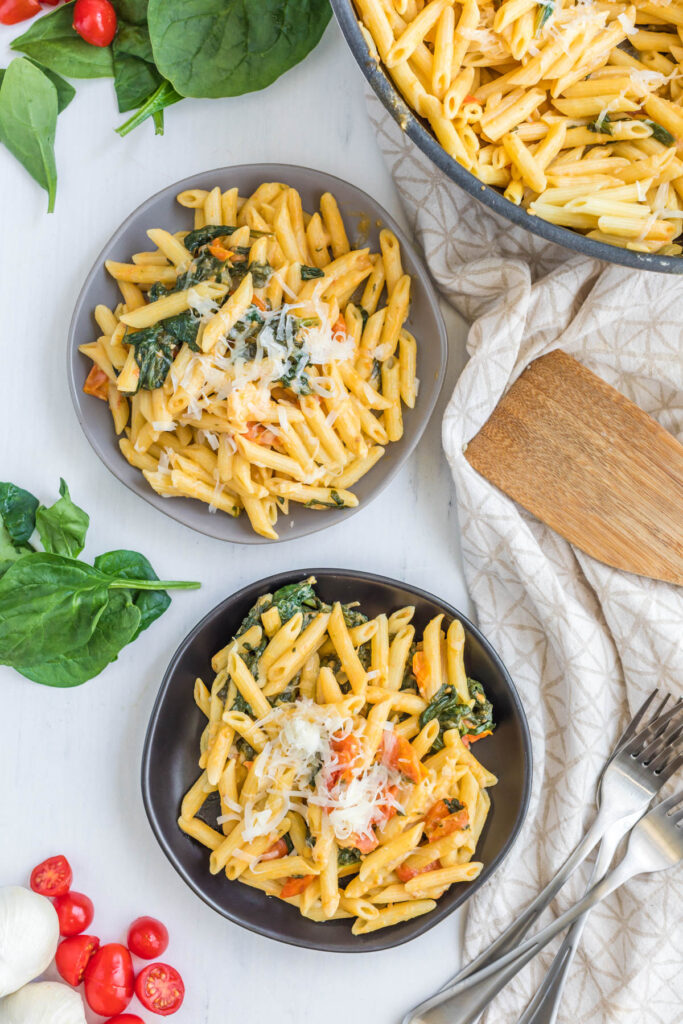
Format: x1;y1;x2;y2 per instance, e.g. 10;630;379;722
0;479;199;686
644;119;676;146
0;58;58;213
444;797;464;814
35;478;89;558
146;0;332;99
11;2;115;78
419;679;495;752
300;265;325;280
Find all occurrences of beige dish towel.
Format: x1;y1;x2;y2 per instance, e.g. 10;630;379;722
366;93;683;1023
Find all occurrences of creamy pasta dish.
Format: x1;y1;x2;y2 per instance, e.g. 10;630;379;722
80;182;417;539
178;579;497;934
353;0;683;255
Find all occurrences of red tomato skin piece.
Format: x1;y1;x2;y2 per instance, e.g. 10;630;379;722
104;1017;145;1024
53;891;94;936
127;916;169;960
0;0;41;24
30;854;73;897
84;943;134;1016
72;0;117;45
55;934;100;986
135;963;185;1016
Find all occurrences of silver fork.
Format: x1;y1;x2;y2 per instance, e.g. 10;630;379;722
443;692;683;986
404;789;683;1024
516;694;683;1024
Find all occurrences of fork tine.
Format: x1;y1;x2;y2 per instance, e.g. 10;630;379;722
660;752;683;784
638;707;683;764
657;788;683;814
624;700;683;756
649;723;683;773
645;692;670;728
617;689;663;748
671;808;683;826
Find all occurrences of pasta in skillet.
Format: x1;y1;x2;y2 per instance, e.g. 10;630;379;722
80;182;417;539
178;578;497;934
353;0;683;255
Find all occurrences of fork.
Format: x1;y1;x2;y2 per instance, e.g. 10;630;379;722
442;692;683;986
516;694;683;1024
404;789;683;1024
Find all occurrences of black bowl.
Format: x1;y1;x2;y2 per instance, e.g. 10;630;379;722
330;0;683;275
141;569;532;952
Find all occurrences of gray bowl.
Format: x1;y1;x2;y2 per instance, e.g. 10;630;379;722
67;163;448;544
330;0;683;275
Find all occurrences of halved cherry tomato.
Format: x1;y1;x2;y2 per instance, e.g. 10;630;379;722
243;422;277;446
127;916;169;960
331;314;347;337
329;731;362;785
84;943;134;1016
424;799;469;841
83;364;109;400
135;963;185;1016
280;875;314;898
72;0;117;46
396;859;441;883
412;650;430;697
104;1016;145;1024
340;830;379;854
261;838;289;861
30;854;72;897
379;731;423;783
56;934;100;986
462;730;492;748
208;239;233;261
0;0;41;24
54;891;94;936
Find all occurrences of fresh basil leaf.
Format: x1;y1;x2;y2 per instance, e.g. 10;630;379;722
147;0;332;99
0;480;39;545
26;59;75;112
12;589;141;687
0;554;111;664
36;478;89;557
0;58;58;213
11;2;115;79
94;549;170;640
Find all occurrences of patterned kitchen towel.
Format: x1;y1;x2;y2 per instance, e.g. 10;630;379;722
366;91;683;1024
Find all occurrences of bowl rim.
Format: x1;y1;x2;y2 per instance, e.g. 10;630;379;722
330;0;683;276
66;162;448;546
141;567;533;952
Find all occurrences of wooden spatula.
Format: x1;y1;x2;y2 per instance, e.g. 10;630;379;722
464;349;683;585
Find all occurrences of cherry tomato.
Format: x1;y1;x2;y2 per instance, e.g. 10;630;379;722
105;1017;145;1024
72;0;117;46
54;891;94;936
84;943;134;1016
0;0;41;24
55;934;100;986
30;854;73;898
135;963;185;1016
127;917;169;960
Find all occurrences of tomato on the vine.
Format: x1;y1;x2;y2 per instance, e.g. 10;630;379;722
127;916;169;960
54;891;94;936
55;934;100;986
135;963;185;1016
72;0;117;46
30;854;73;897
84;943;134;1016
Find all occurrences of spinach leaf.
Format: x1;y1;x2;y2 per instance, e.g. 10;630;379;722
116;78;182;136
147;0;332;99
162;309;201;349
0;59;58;212
534;0;554;34
13;589;141;687
112;0;149;22
111;18;163;113
0;523;26;578
36;478;89;557
277;351;312;395
271;580;321;622
249;262;273;288
94;549;170;639
588;113;613;136
419;679;494;752
0;481;39;545
131;325;178;390
11;2;115;78
644;119;676;146
338;846;361;867
23;59;76;112
300;265;325;280
183;225;237;253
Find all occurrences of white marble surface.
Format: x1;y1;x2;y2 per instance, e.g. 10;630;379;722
0;17;472;1023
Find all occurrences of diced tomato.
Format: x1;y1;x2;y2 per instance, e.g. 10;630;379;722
208;239;233;261
345;831;379;855
261;839;288;861
396;858;441;883
280;875;314;898
331;314;346;337
252;295;267;312
464;94;479;103
424;799;469;841
0;0;41;24
83;364;109;400
462;730;492;748
379;731;423;784
329;732;362;786
412;651;430;697
243;422;277;446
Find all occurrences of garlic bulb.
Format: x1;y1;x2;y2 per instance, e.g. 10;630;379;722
0;981;87;1024
0;887;59;997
